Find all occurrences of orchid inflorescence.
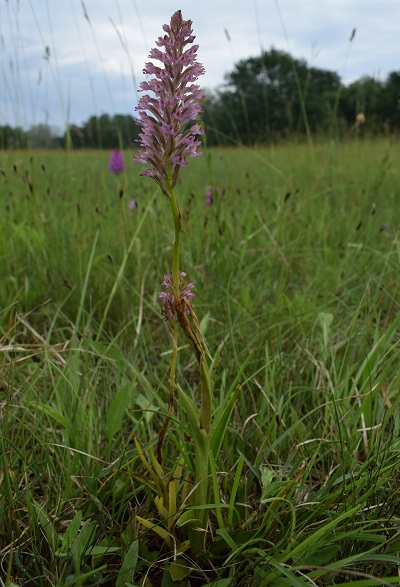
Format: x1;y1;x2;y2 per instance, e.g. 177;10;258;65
158;272;195;321
108;148;125;175
134;10;205;196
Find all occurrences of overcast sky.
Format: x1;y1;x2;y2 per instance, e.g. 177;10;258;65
1;0;399;130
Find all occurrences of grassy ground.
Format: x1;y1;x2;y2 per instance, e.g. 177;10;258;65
0;138;399;586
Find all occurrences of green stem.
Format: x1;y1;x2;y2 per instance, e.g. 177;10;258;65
192;429;210;551
165;179;212;551
200;355;212;434
156;319;179;464
166;180;181;296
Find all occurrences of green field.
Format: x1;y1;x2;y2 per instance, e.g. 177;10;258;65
1;139;400;586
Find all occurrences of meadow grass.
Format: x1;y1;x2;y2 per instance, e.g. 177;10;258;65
0;138;400;586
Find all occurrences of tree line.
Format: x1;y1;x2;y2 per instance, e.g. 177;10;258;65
203;49;400;145
0;114;140;150
1;48;399;149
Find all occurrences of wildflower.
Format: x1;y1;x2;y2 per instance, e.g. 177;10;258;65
108;149;125;175
204;185;213;205
129;198;137;209
134;10;205;196
158;272;195;321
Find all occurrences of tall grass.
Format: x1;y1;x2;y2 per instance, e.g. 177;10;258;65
1;138;400;585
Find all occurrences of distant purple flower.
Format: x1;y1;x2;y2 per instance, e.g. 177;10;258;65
108;149;125;175
129;198;137;209
158;272;195;321
134;10;205;196
204;185;214;205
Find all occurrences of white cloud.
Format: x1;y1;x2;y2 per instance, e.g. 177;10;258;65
0;0;399;127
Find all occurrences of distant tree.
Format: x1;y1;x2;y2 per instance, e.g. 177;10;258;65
27;124;60;148
0;125;28;149
64;113;140;148
81;116;101;148
381;71;400;131
97;114;115;147
114;114;141;148
203;48;342;145
67;124;86;148
302;66;342;132
340;76;385;132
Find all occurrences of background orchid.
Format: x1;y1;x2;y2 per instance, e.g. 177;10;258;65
108;148;125;175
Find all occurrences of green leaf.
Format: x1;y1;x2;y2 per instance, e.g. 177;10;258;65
63;564;108;585
175;510;202;528
207;580;233;587
318;311;334;349
199;310;211;335
216;528;237;550
240;284;252;310
116;540;139;587
228;456;244;526
261;467;274;488
33;500;61;551
297;543;340;566
268;557;311;586
106;384;130;441
89;340;127;364
87;545;120;556
161;568;175;587
260;467;288;504
60;510;83;553
210;344;222;394
330;579;400;587
29;402;68;428
210;383;240;458
176;384;202;448
169;558;191;582
136;515;172;548
71;520;96;571
135;393;159;424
